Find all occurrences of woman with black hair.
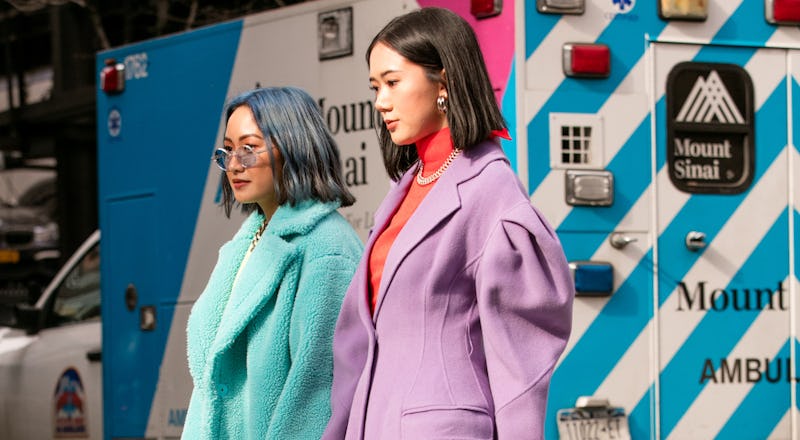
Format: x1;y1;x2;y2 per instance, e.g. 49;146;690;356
324;7;574;440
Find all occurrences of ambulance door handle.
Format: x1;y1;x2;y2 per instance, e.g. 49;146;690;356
609;232;637;249
86;349;102;363
685;231;707;251
140;305;156;331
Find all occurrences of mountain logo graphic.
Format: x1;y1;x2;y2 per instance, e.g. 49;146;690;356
676;70;744;124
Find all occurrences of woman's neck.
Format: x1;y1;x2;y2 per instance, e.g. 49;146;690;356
415;127;454;170
257;202;278;226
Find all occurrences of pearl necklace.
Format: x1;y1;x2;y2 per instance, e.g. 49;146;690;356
249;219;268;253
416;148;461;186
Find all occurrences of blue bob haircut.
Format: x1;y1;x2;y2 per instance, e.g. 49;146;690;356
219;86;355;217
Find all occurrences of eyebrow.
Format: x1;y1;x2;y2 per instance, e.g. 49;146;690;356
223;133;264;143
369;68;400;82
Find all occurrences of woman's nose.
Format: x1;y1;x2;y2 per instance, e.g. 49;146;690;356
374;90;390;112
227;152;245;172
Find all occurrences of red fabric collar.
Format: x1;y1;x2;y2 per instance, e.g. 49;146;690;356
491;127;511;140
414;126;512;169
415;127;454;171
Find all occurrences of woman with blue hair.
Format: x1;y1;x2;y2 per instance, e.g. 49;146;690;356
182;86;363;439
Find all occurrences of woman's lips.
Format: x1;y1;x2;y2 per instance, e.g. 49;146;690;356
231;179;249;190
384;119;398;131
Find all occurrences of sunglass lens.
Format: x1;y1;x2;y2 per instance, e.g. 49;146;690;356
213;150;228;170
240;150;257;168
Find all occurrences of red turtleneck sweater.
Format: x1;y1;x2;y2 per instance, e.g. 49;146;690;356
367;127;511;314
368;127;454;314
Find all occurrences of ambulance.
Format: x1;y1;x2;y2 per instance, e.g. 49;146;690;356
1;0;798;438
523;1;800;439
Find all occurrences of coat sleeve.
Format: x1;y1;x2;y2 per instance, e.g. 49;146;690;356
474;203;574;439
321;264;369;440
265;253;359;440
180;389;202;440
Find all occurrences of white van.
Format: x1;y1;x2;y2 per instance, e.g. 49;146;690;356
0;230;102;439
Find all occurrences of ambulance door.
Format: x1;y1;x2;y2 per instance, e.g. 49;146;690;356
102;195;160;438
653;43;791;439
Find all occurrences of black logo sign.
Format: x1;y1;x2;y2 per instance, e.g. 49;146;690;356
666;62;754;194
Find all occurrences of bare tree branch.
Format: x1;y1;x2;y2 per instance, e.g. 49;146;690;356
185;0;198;30
84;0;109;50
154;0;168;35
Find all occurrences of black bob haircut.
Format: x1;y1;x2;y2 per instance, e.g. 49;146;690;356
366;7;507;180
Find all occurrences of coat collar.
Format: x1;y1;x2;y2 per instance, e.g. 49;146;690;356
231;199;342;241
188;200;340;379
371;140;509;319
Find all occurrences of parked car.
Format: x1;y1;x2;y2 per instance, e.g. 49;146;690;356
0;176;60;306
0;230;101;439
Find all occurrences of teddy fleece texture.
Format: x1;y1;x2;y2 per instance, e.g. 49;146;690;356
182;200;362;440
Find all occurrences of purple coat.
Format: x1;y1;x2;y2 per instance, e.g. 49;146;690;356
323;140;574;440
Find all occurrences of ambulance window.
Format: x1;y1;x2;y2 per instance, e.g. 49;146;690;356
50;243;101;326
560;125;592;165
549;113;603;169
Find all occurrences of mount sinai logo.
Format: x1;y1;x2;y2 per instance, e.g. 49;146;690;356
666;61;754;194
676;70;744;124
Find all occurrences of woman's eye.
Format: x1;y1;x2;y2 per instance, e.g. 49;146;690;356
387;80;398;87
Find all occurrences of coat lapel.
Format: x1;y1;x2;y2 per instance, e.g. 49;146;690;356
187;217;254;381
356;174;413;324
371;175;414;241
211;235;298;354
372;179;460;319
371;141;509;320
373;142;505;322
188;201;338;381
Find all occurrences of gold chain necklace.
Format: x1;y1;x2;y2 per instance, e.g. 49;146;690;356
416;148;462;186
249;219;268;253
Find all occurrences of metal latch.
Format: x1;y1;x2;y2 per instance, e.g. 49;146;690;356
685;231;707;251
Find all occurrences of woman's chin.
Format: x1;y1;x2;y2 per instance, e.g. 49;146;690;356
233;195;253;205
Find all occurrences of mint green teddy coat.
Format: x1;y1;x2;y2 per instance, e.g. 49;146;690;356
182;201;362;440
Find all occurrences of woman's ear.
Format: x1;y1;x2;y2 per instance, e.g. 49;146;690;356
439;69;447;98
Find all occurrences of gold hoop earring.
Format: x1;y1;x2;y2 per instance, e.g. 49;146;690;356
436;95;448;114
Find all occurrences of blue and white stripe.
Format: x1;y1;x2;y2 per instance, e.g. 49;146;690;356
519;0;800;438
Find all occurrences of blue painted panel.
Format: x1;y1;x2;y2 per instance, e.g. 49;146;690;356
97;19;243;439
